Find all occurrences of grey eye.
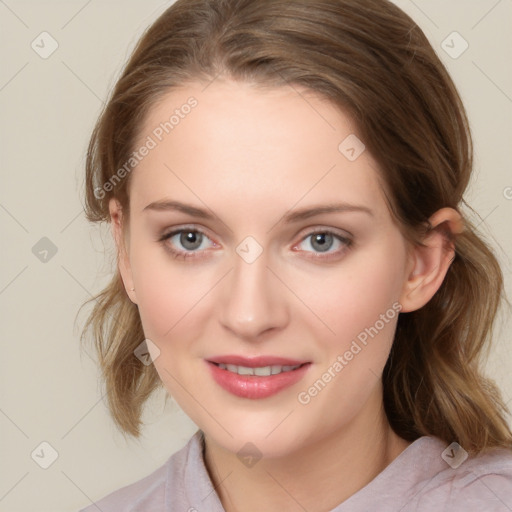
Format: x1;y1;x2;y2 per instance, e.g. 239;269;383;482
309;233;334;252
179;231;203;251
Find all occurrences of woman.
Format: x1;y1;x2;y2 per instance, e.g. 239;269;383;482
79;0;512;510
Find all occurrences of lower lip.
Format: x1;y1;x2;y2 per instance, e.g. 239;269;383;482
206;361;311;399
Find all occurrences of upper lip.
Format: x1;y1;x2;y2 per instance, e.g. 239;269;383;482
207;355;310;367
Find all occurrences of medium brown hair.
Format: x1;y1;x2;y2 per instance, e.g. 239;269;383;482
80;0;512;451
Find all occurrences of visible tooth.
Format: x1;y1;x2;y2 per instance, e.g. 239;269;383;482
222;363;301;376
254;366;272;376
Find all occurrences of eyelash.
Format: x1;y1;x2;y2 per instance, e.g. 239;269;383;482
158;226;353;262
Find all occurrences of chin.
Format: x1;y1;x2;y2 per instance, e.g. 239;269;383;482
200;411;314;460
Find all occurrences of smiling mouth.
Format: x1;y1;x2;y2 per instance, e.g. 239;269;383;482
211;362;306;376
206;359;312;399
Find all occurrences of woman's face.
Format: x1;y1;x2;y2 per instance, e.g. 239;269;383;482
114;79;415;457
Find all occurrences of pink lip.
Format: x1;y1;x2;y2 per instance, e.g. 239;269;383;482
206;355;311;399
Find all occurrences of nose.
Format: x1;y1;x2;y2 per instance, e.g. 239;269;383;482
218;246;289;341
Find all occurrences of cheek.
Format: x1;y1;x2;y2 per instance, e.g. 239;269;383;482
293;243;406;424
298;236;407;348
130;243;212;341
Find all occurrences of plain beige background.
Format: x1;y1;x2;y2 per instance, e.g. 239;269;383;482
0;1;511;511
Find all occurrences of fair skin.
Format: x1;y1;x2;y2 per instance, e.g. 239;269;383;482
109;78;462;512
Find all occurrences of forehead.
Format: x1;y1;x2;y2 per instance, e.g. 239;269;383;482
128;79;386;218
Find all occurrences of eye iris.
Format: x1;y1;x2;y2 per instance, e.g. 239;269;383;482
311;233;333;252
180;231;202;250
312;233;333;252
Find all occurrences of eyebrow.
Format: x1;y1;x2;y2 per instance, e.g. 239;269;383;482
282;203;374;222
143;199;215;219
142;199;374;222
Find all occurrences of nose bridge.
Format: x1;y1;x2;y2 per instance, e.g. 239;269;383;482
219;243;288;338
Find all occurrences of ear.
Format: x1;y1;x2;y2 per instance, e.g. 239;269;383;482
399;207;464;313
109;198;137;304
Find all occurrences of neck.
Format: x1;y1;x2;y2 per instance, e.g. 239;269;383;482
203;391;411;512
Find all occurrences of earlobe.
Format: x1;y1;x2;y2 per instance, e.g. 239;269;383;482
109;198;137;304
399;207;463;313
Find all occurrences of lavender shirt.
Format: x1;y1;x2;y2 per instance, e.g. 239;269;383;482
78;430;512;511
